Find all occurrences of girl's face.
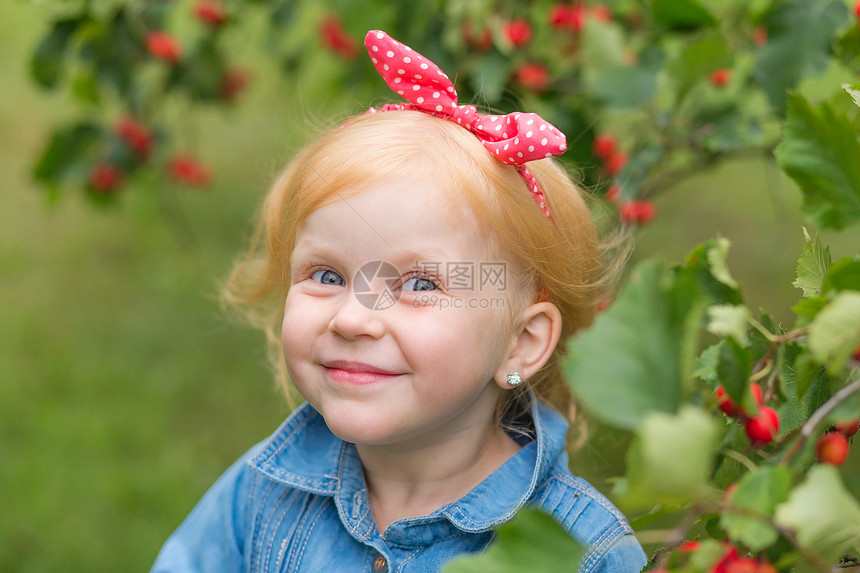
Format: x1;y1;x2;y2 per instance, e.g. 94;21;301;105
281;177;522;449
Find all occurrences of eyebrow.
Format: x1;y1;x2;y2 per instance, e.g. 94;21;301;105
289;243;340;269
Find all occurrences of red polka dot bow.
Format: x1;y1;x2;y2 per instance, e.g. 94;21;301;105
363;30;567;218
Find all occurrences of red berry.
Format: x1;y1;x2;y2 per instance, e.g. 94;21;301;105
750;382;763;407
745;406;779;444
726;558;776;573
592;134;616;160
725;557;761;573
619;200;656;225
219;68;251;102
319;14;358;59
605;184;620;203
753;26;767;46
193;0;228;27
816;431;849;466
549;4;585;32
852;342;860;361
463;22;492;51
115;116;152;160
590;5;612;22
604;150;628;175
146;31;181;63
88;163;123;193
504;19;533;47
716;385;744;417
513;62;549;91
723;483;738;505
710;68;731;87
679;540;700;552
595;296;612;313
835;419;859;437
712;545;740;573
855;0;860;20
168;154;212;186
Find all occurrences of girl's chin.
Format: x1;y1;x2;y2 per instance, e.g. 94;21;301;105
325;422;404;446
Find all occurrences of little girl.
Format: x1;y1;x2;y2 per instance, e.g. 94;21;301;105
152;30;646;573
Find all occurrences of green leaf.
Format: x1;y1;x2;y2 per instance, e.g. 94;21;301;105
180;39;227;101
774;465;860;563
589;66;657;109
793;227;831;297
788;348;826;400
707;304;751;343
808;291;860;374
31;17;84;89
616;406;721;510
792;296;827;322
775;93;860;230
83;8;142;98
822;257;860;293
722;465;792;552
610;145;665;199
563;261;686;429
706;237;738;289
580;18;627;72
33;122;102;184
701;112;765;153
716;337;752;408
694;343;721;387
682;239;743;306
467;51;509;104
752;0;848;111
844;83;860;108
442;509;585;573
653;0;717;30
667;33;730;103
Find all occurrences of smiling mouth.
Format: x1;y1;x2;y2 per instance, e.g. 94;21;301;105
323;361;402;385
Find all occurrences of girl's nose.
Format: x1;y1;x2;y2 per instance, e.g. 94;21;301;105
328;291;387;340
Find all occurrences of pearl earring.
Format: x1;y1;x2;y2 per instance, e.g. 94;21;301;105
506;372;522;387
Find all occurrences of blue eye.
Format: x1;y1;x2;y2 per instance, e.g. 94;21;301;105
311;269;345;286
402;277;438;292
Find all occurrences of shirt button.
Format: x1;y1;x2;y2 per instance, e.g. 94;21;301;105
373;554;388;572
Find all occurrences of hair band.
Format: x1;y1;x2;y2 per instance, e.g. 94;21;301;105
362;30;568;218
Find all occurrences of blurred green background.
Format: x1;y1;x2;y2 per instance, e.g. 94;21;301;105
3;2;860;571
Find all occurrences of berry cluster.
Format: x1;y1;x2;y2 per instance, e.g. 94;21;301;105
715;383;780;445
459;4;614;93
85;0;246;196
649;542;777;573
87;116;212;195
593;133;657;225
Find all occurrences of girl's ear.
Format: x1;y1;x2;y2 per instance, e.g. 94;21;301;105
493;302;562;389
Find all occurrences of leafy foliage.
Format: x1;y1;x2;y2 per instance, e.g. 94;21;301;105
443;510;585;572
27;0;860;229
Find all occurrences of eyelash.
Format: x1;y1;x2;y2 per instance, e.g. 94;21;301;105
397;271;445;293
294;262;447;294
293;261;335;282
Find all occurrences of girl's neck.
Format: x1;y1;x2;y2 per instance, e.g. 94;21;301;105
357;421;522;533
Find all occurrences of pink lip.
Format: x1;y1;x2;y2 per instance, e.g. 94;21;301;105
323;361;402;386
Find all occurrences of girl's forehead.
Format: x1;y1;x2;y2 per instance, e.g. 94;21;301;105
297;177;487;254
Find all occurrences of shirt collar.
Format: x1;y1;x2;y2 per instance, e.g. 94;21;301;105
248;393;570;536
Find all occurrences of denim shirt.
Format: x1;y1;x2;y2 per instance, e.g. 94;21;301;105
152;399;646;572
